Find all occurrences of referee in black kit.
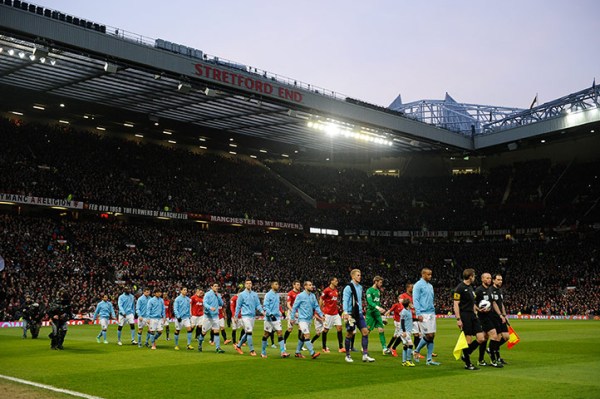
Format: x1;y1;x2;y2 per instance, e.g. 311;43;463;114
453;268;486;370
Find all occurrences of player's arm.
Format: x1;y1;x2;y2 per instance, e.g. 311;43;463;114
498;301;508;324
453;292;462;330
341;286;351;320
313;296;324;321
413;285;422;318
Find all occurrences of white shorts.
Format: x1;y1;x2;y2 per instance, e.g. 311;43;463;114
314;318;324;334
99;318;110;330
202;316;220;333
324;314;342;330
174;317;191;331
298;321;311;335
242;317;255;333
393;321;402;336
264;319;282;333
118;314;135;326
149;318;164;332
232;318;244;329
137;317;149;329
219;318;225;329
412;321;421;335
401;334;413;346
418;314;436;334
191;315;204;328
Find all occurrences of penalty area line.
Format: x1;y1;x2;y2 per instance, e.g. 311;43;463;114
0;374;104;399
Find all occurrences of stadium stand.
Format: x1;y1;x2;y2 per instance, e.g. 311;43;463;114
1;117;599;321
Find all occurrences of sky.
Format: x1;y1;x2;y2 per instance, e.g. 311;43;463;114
39;0;599;109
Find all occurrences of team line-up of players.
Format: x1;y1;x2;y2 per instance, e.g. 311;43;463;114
91;268;510;368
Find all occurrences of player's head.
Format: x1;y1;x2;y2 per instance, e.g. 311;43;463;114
180;287;188;296
303;281;314;292
481;272;492;286
493;273;503;287
351;269;361;283
293;280;301;291
143;288;151;296
102;294;108;301
373;275;384;288
211;283;220;293
462;268;475;283
401;298;410;308
421;268;432;281
405;283;414;294
271;280;280;291
196;288;204;296
154;288;162;297
329;277;338;287
123;286;130;294
244;279;253;291
397;294;403;302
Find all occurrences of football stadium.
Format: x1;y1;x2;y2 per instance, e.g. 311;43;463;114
1;1;599;398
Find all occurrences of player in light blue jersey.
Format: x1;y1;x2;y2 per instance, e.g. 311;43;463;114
261;280;290;358
136;288;152;347
173;287;194;350
147;288;166;350
234;279;265;356
400;299;416;366
93;294;116;344
199;283;225;353
413;268;440;366
290;281;324;359
117;286;137;346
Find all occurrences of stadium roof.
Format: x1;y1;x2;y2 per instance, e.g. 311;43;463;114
1;2;599;158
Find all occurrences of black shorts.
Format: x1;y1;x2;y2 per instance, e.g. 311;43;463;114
479;315;496;333
461;312;482;336
491;314;509;333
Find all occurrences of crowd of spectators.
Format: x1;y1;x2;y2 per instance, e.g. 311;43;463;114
1;214;598;322
2;118;599;232
1;117;599;322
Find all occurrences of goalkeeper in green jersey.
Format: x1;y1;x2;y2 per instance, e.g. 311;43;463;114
365;276;391;355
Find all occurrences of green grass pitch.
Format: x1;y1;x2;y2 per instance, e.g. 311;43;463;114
1;319;599;398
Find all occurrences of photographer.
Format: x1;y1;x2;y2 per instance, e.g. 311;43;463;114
48;291;72;350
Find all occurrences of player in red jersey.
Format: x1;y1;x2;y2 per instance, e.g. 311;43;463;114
313;277;344;353
385;294;404;357
190;288;204;348
230;288;245;345
283;280;302;348
163;293;172;341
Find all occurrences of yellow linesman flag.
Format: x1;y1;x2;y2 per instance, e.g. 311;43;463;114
507;325;521;349
453;331;469;360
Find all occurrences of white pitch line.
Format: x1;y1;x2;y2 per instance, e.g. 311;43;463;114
0;374;105;399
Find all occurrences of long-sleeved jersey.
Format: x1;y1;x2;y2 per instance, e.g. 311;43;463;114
118;293;135;316
203;290;223;319
173;294;191;319
93;300;116;320
147;296;165;319
263;290;282;319
291;290;323;322
342;281;364;316
413;278;435;315
235;289;263;318
136;294;151;318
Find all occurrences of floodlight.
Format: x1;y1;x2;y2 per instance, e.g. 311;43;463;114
104;62;118;73
178;82;192;93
